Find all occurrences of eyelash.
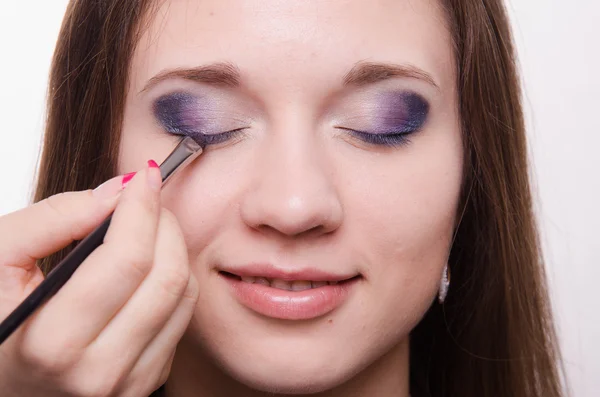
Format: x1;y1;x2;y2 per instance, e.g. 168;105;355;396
200;126;418;149
198;128;246;146
338;127;417;148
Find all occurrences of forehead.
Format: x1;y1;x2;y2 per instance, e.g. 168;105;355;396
131;0;454;94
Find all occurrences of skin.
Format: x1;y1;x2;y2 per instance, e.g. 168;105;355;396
120;0;463;396
0;169;199;397
0;0;461;396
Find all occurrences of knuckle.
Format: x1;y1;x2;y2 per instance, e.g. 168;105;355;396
70;378;116;397
157;264;190;300
66;362;121;397
111;238;154;281
183;275;200;303
43;192;72;221
116;250;153;282
19;338;79;376
42;192;87;240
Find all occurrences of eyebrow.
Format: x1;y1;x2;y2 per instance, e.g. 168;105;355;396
141;60;439;93
343;61;439;89
141;62;241;93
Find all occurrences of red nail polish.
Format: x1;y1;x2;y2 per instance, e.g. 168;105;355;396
148;160;159;169
121;172;136;188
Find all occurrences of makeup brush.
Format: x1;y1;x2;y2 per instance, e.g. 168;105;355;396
0;136;203;345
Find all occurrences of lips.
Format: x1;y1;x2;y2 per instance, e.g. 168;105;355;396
218;265;360;320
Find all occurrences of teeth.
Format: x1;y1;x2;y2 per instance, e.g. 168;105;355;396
239;277;343;290
254;277;271;286
291;280;312;291
271;279;293;291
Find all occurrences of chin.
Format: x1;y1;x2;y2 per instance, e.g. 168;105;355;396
219;355;359;395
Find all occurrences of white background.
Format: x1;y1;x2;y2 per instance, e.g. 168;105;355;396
0;1;598;396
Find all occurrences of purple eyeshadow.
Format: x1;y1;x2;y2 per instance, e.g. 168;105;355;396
153;90;428;149
153;92;206;136
370;92;429;134
153;92;247;146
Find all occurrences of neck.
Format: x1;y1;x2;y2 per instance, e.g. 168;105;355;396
165;336;410;397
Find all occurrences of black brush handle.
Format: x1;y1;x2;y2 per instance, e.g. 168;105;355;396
0;136;201;346
0;214;113;345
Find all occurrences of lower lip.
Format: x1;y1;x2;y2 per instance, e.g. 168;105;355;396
221;274;358;320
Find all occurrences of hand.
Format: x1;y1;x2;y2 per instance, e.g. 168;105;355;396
0;162;199;397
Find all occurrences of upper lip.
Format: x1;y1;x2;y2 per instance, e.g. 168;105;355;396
219;263;359;282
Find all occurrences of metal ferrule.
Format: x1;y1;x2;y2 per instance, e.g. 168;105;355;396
159;136;203;186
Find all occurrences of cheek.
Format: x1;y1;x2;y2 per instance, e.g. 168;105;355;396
159;145;253;253
342;127;462;323
355;162;461;269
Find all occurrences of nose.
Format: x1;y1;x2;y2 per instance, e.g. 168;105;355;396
240;129;343;238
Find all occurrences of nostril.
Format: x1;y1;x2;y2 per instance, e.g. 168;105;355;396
252;223;330;239
239;176;344;238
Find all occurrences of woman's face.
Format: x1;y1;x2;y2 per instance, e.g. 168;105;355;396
119;0;462;393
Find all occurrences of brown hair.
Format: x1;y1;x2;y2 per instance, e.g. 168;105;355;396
34;1;564;396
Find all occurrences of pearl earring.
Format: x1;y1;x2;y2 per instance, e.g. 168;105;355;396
438;264;450;303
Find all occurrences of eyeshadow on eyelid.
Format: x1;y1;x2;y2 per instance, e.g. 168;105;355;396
153;92;208;135
369;92;429;134
153;91;245;139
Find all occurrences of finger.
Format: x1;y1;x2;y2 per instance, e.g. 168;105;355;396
0;176;123;316
26;163;162;349
117;275;198;397
89;208;191;374
157;349;178;392
0;175;123;271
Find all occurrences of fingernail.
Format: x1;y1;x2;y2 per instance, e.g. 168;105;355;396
121;172;136;189
92;176;123;199
147;159;162;191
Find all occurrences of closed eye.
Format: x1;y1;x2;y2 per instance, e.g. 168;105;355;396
191;127;247;148
336;127;417;148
